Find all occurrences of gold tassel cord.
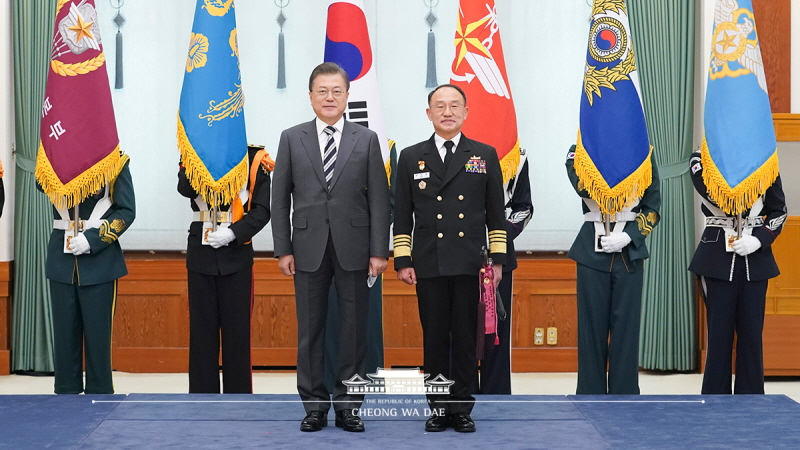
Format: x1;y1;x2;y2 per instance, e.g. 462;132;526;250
700;138;779;216
35;143;127;210
499;139;521;185
574;130;653;216
177;114;248;207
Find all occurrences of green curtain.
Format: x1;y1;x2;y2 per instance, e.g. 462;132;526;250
628;0;697;370
12;0;57;372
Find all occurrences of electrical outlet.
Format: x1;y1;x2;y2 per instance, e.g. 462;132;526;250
534;328;544;346
547;327;558;345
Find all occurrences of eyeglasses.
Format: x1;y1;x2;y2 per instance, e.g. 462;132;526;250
314;89;346;98
432;103;464;113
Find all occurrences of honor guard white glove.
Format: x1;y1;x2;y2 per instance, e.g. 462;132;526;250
69;234;91;255
207;227;235;249
733;234;761;256
600;232;632;253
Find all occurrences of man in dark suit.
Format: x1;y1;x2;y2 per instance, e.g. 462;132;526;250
565;145;660;395
271;62;390;433
689;151;786;394
178;145;271;394
394;84;506;433
42;152;135;394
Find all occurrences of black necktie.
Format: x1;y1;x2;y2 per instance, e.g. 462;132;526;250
443;140;455;169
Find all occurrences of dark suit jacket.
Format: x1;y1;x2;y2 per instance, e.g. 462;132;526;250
565;145;661;273
44;159;135;285
271;119;390;272
178;146;271;276
688;151;786;281
393;134;507;277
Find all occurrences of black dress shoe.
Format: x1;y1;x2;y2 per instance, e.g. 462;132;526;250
300;411;327;432
335;409;365;432
449;412;475;433
424;414;448;432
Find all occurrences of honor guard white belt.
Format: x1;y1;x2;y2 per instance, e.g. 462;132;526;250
705;216;763;229
192;211;233;223
53;219;104;231
584;211;638;223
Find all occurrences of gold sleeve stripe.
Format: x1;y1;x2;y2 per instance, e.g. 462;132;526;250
394;246;412;258
394;234;412;258
99;220;120;244
489;242;507;254
636;213;655;237
394;235;412;244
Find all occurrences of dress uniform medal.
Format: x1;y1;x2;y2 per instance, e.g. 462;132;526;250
414;163;430;190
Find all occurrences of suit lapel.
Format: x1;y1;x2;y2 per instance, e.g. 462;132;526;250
422;136;446;181
300;119;327;189
328;121;358;190
442;137;472;187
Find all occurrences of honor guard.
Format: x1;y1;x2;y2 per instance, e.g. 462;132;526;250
565;145;660;395
689;151;787;394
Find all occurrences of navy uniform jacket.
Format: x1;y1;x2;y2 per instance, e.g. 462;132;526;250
178;146;271;276
565;146;661;273
503;158;533;272
688;151;786;281
393;134;507;277
44;158;136;285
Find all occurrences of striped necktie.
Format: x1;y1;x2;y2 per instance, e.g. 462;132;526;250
323;126;337;188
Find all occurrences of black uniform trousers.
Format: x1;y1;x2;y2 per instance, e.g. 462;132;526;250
576;263;642;395
417;275;478;414
294;233;369;413
701;261;768;395
50;280;117;394
188;268;253;394
478;271;513;394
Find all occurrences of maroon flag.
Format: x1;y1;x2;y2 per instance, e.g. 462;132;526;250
35;0;125;209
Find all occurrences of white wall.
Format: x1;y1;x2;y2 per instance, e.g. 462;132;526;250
0;0;13;262
88;0;591;252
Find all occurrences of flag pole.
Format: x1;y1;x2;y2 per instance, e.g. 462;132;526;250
736;213;742;239
603;214;610;237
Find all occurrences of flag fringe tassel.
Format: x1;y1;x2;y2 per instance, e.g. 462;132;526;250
574;130;653;216
499;139;521;185
177;114;248;207
701;138;779;216
35;143;127;210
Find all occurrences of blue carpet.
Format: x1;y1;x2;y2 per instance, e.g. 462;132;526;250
2;394;800;449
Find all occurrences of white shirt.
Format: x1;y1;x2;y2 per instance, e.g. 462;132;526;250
433;133;462;163
316;116;345;160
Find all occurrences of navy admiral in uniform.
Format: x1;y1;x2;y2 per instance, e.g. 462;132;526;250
178;145;272;394
565;145;660;395
479;157;533;394
42;152;135;394
394;84;506;432
689;151;786;394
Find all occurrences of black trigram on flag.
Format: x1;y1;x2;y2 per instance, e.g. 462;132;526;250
347;101;369;128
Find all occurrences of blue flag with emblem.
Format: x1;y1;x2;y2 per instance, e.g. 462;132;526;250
702;0;778;215
177;0;247;207
575;0;652;216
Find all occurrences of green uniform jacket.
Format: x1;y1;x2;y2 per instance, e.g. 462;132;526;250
565;146;660;273
44;161;135;285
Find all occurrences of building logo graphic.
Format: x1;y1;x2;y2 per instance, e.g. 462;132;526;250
343;368;453;395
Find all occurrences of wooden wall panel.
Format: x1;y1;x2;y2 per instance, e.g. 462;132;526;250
0;261;11;375
112;255;581;373
753;0;791;113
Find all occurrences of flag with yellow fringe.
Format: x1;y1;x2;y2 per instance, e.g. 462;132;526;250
575;0;652;216
36;0;126;209
177;0;247;207
702;0;778;215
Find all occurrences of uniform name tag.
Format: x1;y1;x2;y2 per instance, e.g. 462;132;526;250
465;157;487;174
414;172;430;180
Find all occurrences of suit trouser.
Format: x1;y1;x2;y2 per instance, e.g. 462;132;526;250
576;263;642;395
478;271;513;394
294;234;369;413
417;275;478;414
50;280;117;394
188;268;253;394
701;264;768;395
